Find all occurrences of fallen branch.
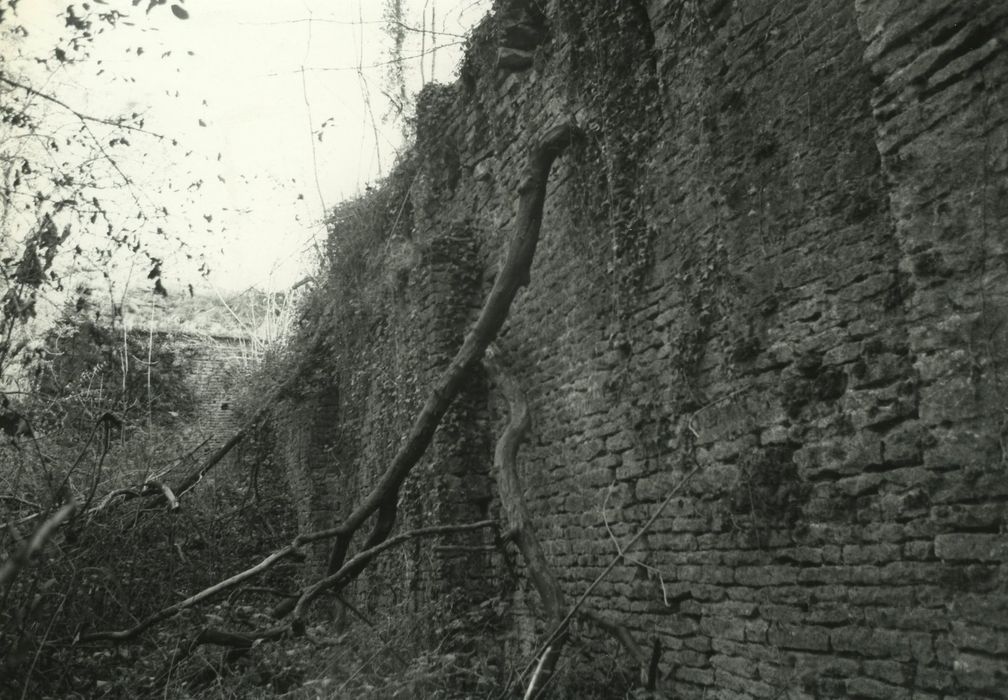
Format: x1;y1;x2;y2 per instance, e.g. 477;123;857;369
195;625;288;649
92;487;141;512
293;520;497;626
485;347;565;621
7;429;239;530
78;519;496;644
171;429;246;500
0;495;41;511
148;481;179;510
78;522;314;643
523;649;553;700
183;521;498;649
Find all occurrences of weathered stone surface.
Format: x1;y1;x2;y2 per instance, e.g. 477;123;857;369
276;0;1008;696
496;47;534;72
935;534;1008;562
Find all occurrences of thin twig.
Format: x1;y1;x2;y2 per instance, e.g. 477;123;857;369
515;465;701;685
602;482;670;606
0;75;167;139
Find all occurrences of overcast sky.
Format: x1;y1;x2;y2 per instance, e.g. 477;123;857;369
6;1;488;293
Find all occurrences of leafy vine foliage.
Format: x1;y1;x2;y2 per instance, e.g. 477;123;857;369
290;155;418;379
560;1;660;316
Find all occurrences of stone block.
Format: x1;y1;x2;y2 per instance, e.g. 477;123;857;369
767;624;830;651
934;533;1008;562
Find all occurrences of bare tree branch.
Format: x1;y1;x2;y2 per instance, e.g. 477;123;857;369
294;520;497;626
0;75;166;139
77;519;496;644
324;122;584;579
485;346;568;698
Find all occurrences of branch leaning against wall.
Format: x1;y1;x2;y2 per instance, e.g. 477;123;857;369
74;121;583;648
487;346;687;698
320;121;585;579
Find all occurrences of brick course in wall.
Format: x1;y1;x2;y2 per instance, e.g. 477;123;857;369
159;331;252;449
279;1;1008;695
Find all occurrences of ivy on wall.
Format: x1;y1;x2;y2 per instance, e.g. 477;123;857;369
559;1;660;317
284;155;420;392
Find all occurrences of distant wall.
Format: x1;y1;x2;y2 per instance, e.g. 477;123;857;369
279;1;1008;695
153;331;253;453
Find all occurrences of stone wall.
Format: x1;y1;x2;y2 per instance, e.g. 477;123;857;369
159;331;252;450
282;1;1008;695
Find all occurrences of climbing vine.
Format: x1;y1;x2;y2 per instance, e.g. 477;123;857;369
558;1;660;318
286;155;420;390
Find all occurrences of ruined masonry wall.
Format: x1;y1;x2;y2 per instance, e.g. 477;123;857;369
165;333;251;447
285;1;1008;696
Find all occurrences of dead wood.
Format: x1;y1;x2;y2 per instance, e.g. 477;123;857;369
293;520;496;627
485;347;565;621
485;347;569;697
324;123;584;577
170;429;246;501
516;464;701;691
76;120;580;660
78;519;495;644
488;349;664;697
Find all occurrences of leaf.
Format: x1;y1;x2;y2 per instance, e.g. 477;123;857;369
153;279;168;297
170;4;189;19
148;263;161;279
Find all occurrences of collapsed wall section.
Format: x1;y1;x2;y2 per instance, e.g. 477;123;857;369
281;0;1008;695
